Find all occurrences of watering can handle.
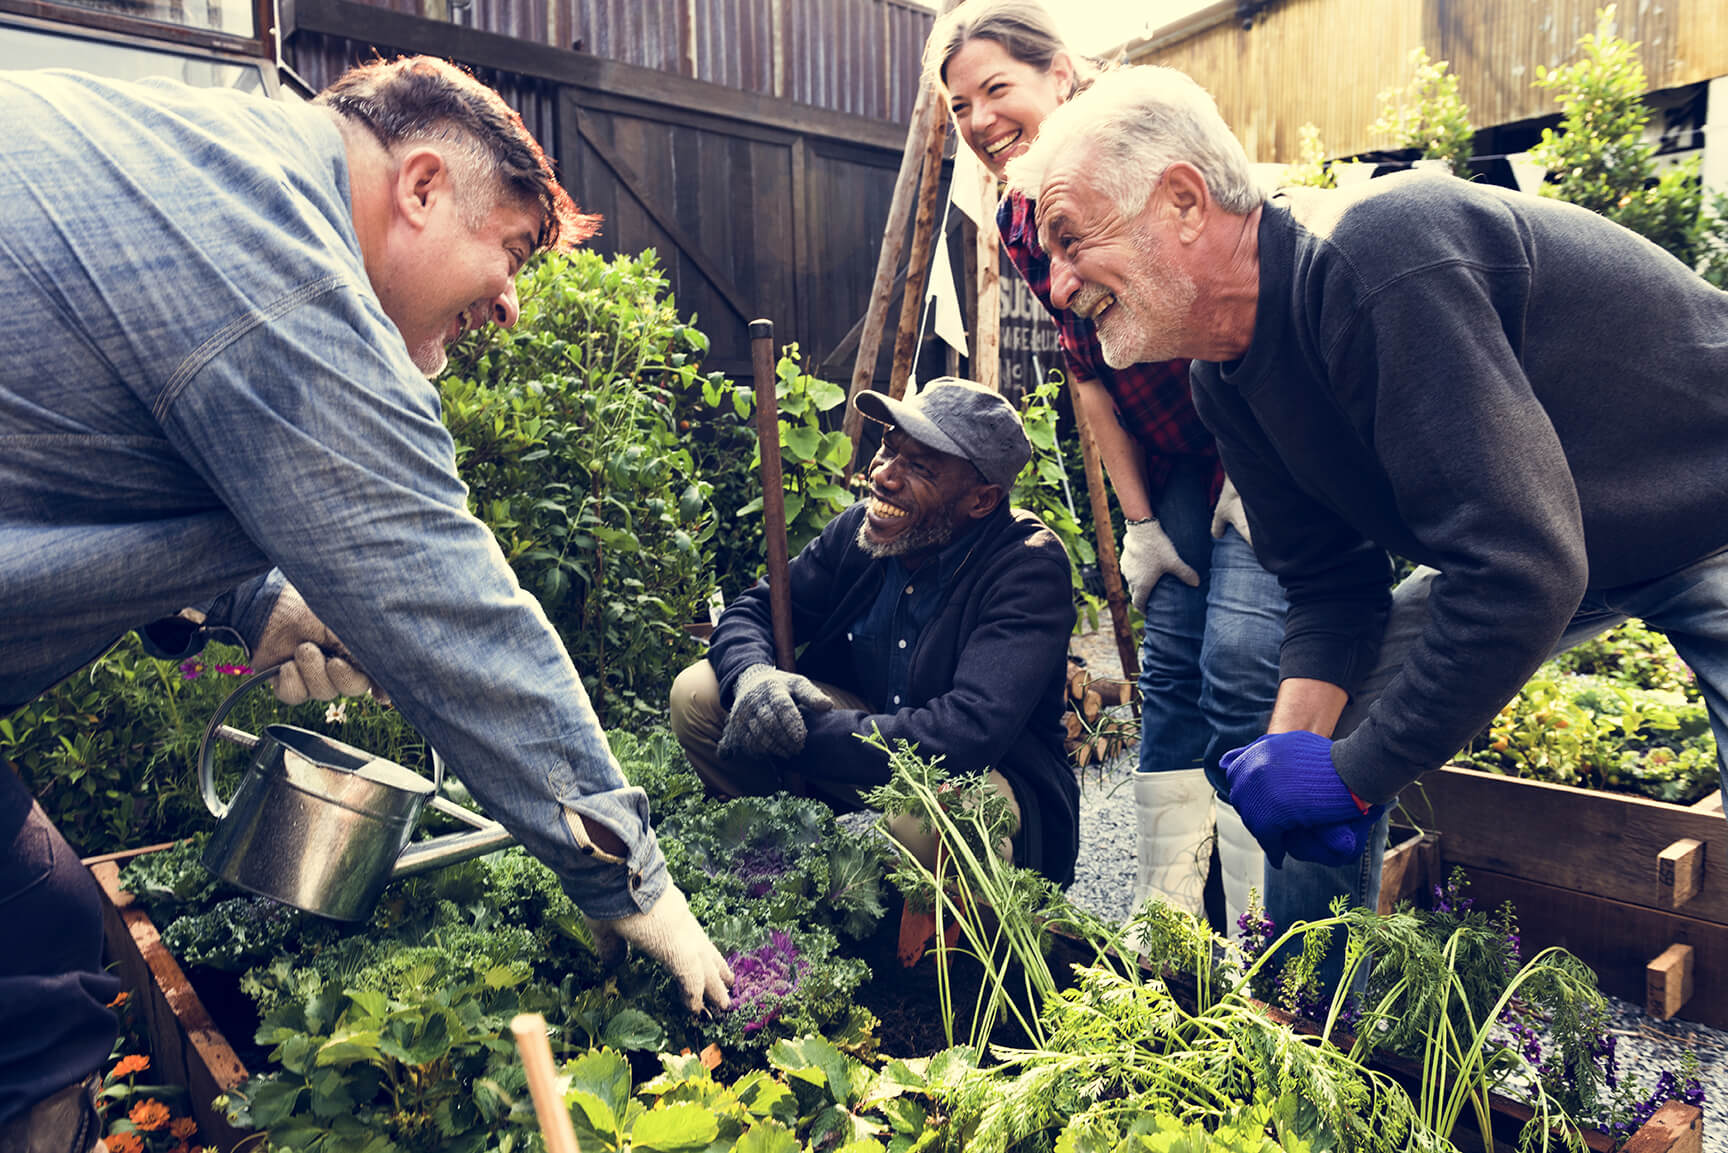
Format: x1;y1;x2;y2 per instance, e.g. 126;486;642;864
197;666;283;820
197;666;452;821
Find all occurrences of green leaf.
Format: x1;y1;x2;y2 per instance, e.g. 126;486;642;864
629;1102;719;1151
734;1122;801;1153
781;424;821;460
600;1008;667;1052
766;1036;853;1104
806;377;847;411
566;1049;632;1134
315;1029;383;1066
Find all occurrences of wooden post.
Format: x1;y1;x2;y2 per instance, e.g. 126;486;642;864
973;178;1001;392
885;101;950;401
1068;384;1140;682
750;320;797;675
842;0;965;448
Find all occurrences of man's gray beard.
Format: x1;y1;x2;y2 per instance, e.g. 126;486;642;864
855;512;955;558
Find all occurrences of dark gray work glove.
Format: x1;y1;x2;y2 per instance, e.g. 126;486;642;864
717;663;833;760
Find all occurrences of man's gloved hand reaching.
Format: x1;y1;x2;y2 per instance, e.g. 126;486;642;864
1209;474;1253;545
1119;518;1199;610
250;582;385;706
1219;731;1385;868
717;663;833;760
585;883;733;1012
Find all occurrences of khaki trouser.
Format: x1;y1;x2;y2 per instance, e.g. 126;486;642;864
668;660;1019;869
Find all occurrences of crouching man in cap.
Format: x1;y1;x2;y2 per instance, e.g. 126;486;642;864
670;379;1081;884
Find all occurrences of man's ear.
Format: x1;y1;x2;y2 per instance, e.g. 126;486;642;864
1159;162;1210;243
965;482;1006;520
394;146;449;230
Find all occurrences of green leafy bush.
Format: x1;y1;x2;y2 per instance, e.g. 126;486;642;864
1530;6;1704;266
442;248;721;728
1463;621;1717;804
1370;48;1474;175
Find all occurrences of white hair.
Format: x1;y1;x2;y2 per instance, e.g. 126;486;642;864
1003;66;1263;218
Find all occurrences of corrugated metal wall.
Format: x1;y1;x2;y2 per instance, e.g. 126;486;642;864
308;0;932;124
291;34;562;146
1129;0;1728;163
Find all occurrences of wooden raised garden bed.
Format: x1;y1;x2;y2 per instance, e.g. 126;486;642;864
84;842;1702;1153
1409;766;1727;1027
84;848;251;1153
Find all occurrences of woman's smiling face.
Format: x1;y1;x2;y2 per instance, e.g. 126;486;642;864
942;37;1073;179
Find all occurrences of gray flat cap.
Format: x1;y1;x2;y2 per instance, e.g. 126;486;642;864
853;378;1030;489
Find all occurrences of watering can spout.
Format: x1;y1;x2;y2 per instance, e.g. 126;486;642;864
392;795;517;877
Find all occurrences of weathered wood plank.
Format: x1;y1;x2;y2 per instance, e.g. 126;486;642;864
1378;828;1441;915
1455;867;1728;1029
88;856;251;1153
1407;766;1728;922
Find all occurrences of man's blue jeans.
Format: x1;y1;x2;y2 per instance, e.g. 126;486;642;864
1136;459;1286;786
1279;547;1728;987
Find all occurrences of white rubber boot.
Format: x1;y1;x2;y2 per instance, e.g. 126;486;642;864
1214;797;1266;942
1132;767;1215;920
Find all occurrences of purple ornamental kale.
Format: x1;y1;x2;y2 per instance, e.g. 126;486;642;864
725;930;805;1033
732;845;790;899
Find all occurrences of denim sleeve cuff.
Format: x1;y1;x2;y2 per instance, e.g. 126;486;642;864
218;569;286;655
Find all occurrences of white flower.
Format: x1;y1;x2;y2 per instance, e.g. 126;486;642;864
324;701;349;725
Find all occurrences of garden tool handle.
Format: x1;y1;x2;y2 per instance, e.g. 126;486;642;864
750;318;797;675
196;664;281;820
511;1013;580;1153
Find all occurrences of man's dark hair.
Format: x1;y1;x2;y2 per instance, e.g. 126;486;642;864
315;55;599;253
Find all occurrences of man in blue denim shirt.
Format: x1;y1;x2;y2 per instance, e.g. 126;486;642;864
1;58;730;1146
670;381;1082;884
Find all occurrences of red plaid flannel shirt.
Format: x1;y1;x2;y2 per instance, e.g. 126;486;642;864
999;191;1221;504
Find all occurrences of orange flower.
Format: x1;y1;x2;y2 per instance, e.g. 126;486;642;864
129;1099;172;1132
106;1132;144;1153
169;1118;198;1140
110;1055;151;1079
106;990;132;1009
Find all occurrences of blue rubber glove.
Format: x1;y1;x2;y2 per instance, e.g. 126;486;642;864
1219;731;1385;868
1281;813;1381;867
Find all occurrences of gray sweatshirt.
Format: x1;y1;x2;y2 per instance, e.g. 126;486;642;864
1191;171;1728;802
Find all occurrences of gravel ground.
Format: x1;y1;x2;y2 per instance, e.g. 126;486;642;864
1060;627;1728;1141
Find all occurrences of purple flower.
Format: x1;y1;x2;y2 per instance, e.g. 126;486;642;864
215;663;253;676
179;659;203;681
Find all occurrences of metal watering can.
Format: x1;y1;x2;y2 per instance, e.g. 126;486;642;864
197;667;514;921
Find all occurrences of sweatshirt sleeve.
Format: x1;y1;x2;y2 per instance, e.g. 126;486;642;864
1324;260;1588;802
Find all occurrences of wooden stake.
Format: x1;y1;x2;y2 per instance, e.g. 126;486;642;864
750;319;797;676
1068;382;1140;683
973;179;1001;392
510;1013;579;1153
886;102;949;402
843;0;965;450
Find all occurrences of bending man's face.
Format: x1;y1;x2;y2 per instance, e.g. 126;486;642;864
1037;164;1198;370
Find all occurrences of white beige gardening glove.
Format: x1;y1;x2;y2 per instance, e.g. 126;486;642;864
249;582;384;706
1119;518;1200;610
585;884;734;1012
717;663;833;760
1210;474;1253;546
